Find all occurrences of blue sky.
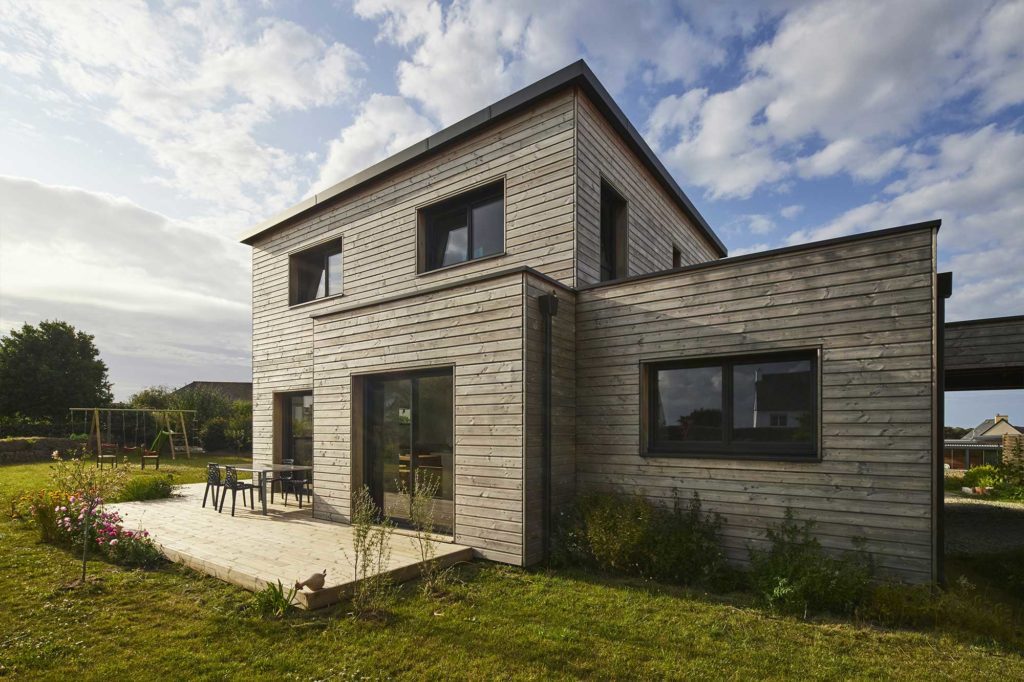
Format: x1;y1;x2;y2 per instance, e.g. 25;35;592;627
0;0;1021;427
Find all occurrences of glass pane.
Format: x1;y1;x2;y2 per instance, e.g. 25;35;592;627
286;394;313;467
442;226;468;266
655;366;723;442
414;374;454;506
732;359;814;444
427;208;468;269
471;197;503;258
326;250;342;296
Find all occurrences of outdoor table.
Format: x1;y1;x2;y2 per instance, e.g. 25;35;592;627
233;464;313;515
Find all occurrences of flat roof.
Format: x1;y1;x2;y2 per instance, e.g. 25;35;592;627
239;60;726;256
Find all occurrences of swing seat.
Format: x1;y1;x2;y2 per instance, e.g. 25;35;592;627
141;448;161;470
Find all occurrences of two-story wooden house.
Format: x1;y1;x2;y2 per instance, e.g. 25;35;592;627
242;61;943;582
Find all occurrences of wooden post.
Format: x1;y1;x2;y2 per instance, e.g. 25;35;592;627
92;408;102;457
178;410;191;459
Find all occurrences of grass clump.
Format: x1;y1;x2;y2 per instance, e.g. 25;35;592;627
748;509;874;618
246;580;296;619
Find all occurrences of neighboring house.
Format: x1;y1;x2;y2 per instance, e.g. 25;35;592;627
174;381;253;403
944;414;1022;469
241;61;946;583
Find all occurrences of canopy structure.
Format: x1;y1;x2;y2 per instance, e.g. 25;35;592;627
68;407;198;460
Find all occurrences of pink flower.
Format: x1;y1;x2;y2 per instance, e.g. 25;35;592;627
109;539;118;546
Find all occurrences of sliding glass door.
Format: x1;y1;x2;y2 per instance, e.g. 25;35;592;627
364;369;453;532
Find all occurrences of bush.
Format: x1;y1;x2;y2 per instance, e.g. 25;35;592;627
748;509;874;617
200;417;230;452
0;413;58;438
554;491;731;588
116;474;176;502
962;464;1001;489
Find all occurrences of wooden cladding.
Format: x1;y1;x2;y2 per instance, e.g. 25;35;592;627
574;226;938;582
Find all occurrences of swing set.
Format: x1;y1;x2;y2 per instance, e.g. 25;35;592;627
69;407;198;468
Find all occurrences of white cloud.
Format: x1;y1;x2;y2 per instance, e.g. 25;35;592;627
780;204;803;219
355;0;729;125
0;1;365;220
745;214;776;235
313;94;437;193
646;0;1024;198
0;176;251;397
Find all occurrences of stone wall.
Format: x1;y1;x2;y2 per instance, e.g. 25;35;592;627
0;438;82;465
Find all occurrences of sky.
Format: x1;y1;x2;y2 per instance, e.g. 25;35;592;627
0;0;1021;427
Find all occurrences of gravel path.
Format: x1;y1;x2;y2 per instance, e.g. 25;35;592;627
945;493;1024;555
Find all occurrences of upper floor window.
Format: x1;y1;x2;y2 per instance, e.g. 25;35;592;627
672;245;682;268
420;181;504;272
646;350;819;460
600;179;627;281
290;239;342;305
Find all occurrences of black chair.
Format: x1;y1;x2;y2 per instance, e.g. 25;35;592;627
218;466;256;516
282;470;312;509
202;463;222;509
270;458;295;504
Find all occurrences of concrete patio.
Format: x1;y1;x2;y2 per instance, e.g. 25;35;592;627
108;482;474;609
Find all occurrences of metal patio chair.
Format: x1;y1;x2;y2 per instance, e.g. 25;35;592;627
218;465;256;517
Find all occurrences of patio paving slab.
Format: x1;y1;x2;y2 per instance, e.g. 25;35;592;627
109;482;474;609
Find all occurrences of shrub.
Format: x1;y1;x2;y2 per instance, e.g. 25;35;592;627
554;491;730;588
748;509;874;617
347;485;395;617
200;417;230;452
398;469;451;596
116;474;176;502
0;413;58;438
226;400;252;452
962;464;1001;489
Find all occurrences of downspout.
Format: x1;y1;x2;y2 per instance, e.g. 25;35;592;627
538;291;559;560
936;271;953;586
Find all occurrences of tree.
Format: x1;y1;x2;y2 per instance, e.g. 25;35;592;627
0;321;112;421
944;426;971;440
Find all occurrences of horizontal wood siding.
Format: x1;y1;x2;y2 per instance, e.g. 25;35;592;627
574;89;720;286
250;91;577;471
574;227;938;582
945;317;1024;372
523;274;577;564
312;273;527;565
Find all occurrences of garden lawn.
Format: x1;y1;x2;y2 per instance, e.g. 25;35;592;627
1;460;1023;680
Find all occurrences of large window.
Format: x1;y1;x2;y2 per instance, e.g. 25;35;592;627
420;181;504;272
290;240;342;305
647;350;819;459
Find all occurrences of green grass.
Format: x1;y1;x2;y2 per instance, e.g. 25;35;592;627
1;460;1023;680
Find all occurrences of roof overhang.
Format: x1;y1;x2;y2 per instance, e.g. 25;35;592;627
239;60;726;256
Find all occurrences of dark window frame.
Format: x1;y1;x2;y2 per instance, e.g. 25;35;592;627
672;245;683;268
289;239;343;306
418;180;505;273
644;349;821;461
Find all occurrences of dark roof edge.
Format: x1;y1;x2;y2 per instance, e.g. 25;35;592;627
576;219;942;292
310;266;574;320
946;314;1024;327
239;60;726;256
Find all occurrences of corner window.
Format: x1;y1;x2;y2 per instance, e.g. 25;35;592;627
290;240;342;305
647;350;818;459
600;179;627;281
420;181;504;272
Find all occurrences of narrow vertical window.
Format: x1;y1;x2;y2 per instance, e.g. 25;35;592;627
600;180;627;281
672;245;682;268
